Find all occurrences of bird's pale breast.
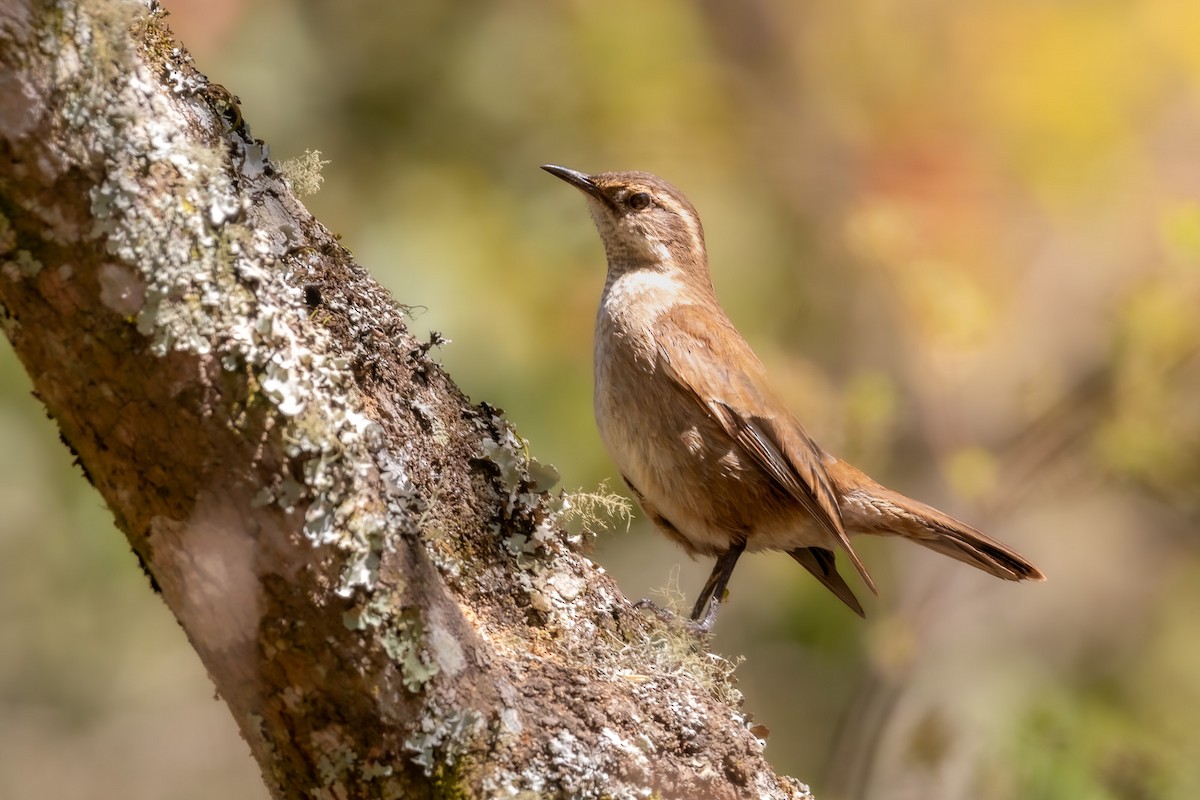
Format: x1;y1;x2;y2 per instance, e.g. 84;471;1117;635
593;270;828;556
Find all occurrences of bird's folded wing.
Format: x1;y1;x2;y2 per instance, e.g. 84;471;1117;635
652;306;876;593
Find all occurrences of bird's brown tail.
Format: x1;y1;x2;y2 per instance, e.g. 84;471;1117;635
831;462;1045;582
886;494;1045;581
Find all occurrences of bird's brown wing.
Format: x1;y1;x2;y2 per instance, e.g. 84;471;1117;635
652;306;876;594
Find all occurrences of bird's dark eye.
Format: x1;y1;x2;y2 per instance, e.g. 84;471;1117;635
627;192;651;211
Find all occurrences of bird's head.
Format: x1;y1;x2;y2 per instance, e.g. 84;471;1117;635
542;165;709;279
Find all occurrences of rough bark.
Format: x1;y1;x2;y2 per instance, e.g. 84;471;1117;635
0;2;812;798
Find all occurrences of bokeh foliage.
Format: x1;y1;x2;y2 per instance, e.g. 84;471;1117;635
2;1;1199;798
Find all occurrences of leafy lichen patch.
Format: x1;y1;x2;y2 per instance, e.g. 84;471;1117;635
45;1;429;601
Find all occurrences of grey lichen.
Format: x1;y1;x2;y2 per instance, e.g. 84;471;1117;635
556;479;634;547
279;149;331;198
405;708;485;781
477;415;616;626
2;249;43;279
303;724;411;800
343;594;438;693
45;0;423;599
480;426;559;504
468;410;790;798
312;730;358;789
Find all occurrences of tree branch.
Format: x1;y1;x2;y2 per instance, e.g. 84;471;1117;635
0;2;811;797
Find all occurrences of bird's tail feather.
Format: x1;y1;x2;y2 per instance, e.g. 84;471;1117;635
789;547;865;617
831;462;1046;582
864;488;1044;581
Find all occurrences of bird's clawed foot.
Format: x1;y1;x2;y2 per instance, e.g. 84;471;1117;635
689;596;723;634
632;597;717;638
632;541;746;637
632;596;675;623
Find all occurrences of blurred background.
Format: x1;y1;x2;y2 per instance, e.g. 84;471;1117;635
3;0;1200;797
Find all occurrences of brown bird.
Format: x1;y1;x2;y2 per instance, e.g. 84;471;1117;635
543;165;1044;629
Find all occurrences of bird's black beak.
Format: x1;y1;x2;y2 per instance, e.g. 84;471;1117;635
541;164;610;206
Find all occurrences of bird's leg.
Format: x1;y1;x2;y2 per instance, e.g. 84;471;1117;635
689;540;746;631
631;541;746;636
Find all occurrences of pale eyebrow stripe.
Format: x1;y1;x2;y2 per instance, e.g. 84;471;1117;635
656;193;705;255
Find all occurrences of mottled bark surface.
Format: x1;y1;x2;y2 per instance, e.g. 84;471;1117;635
0;2;812;797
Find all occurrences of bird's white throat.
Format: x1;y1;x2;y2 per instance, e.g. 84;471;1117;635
600;267;691;329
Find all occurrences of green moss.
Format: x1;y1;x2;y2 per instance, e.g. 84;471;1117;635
429;756;473;800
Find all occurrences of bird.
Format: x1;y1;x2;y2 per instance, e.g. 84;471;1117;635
542;164;1045;630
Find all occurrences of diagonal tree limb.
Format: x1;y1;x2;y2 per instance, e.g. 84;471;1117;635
0;1;812;798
